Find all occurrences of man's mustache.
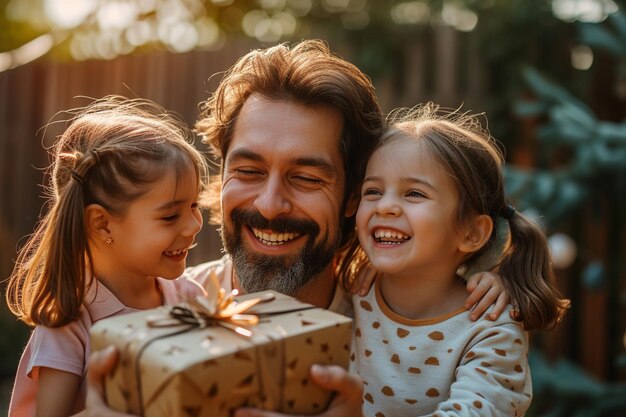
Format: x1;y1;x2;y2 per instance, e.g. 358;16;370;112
230;208;319;236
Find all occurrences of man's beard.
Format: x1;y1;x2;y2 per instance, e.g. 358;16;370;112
221;208;341;296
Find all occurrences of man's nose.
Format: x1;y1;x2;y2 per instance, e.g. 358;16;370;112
253;176;292;220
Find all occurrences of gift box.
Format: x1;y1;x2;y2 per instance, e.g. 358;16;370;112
90;284;353;417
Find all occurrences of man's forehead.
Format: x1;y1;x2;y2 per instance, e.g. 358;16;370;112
226;96;345;162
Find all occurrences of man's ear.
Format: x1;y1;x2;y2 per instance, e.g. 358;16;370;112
85;204;112;244
459;214;493;254
344;191;360;218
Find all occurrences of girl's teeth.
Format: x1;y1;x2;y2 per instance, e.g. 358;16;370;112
374;229;409;240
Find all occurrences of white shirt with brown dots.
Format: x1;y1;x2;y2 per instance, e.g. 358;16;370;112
350;277;532;417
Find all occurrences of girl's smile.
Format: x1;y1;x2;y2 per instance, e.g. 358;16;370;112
371;227;411;245
357;137;466;279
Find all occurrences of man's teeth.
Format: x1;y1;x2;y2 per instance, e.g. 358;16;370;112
374;229;410;244
252;228;300;245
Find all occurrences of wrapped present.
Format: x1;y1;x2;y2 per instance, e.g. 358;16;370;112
90;278;353;417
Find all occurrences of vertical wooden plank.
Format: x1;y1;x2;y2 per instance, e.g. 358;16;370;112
0;68;12;279
465;33;486;111
433;24;457;107
579;200;609;378
402;37;426;107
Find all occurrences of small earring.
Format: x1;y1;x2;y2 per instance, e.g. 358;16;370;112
105;236;113;245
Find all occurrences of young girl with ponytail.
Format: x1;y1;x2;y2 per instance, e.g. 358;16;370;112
6;96;209;417
341;103;569;416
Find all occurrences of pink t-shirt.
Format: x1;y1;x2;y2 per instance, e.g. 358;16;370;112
8;276;204;417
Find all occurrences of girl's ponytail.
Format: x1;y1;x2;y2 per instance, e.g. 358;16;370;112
6;151;94;327
497;208;570;331
7;95;208;328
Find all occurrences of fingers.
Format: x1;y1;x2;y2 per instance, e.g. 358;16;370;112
86;346;118;398
464;271;481;293
487;292;510;320
349;274;375;296
464;271;509;321
463;272;487;310
85;346;136;417
510;306;521;321
468;285;501;320
310;365;362;395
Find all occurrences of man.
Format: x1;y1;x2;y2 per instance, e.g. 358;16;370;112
83;40;507;417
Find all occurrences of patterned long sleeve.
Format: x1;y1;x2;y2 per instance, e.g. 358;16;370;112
350;279;531;417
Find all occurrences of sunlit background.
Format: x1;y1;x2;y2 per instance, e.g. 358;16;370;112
1;1;625;415
0;0;621;67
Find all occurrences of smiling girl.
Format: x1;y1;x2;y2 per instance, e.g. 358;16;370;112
6;96;209;417
343;103;569;416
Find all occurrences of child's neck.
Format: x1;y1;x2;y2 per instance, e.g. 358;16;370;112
96;274;164;310
378;269;467;320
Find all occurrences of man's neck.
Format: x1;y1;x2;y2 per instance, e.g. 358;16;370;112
291;264;337;309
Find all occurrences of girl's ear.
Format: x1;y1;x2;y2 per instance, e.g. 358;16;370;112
85;204;112;244
459;214;493;254
344;191;360;218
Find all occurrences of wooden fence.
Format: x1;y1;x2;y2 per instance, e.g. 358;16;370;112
0;30;623;403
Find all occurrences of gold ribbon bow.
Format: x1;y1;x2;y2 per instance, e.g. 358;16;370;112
147;271;275;337
130;273;278;416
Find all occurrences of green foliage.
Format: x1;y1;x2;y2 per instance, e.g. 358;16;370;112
578;11;626;56
507;35;626;225
528;350;626;417
509;10;626;416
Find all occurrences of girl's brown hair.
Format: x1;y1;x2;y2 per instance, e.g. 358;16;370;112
339;103;569;331
6;95;208;328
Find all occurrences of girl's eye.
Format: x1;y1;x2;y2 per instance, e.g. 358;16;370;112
362;188;381;196
162;214;179;221
407;190;426;198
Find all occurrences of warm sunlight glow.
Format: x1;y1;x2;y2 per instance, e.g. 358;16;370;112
391;2;431;25
442;2;478;32
571;44;594;70
552;0;618;22
44;0;96;29
96;1;139;31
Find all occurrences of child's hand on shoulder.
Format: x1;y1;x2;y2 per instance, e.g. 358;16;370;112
465;271;510;321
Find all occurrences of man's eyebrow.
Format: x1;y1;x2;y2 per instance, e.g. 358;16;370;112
227;148;264;163
290;156;337;177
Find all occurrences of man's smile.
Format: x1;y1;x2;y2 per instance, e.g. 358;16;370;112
251;228;301;245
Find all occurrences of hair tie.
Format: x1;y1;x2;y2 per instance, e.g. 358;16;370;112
71;171;84;185
90;149;101;163
500;204;516;220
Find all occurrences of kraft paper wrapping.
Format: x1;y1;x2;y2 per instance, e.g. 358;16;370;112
90;291;353;417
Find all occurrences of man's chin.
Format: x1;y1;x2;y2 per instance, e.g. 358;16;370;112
232;250;309;295
223;222;338;295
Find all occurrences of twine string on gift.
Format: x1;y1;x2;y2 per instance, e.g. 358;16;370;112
130;290;277;416
130;324;198;416
252;325;288;411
